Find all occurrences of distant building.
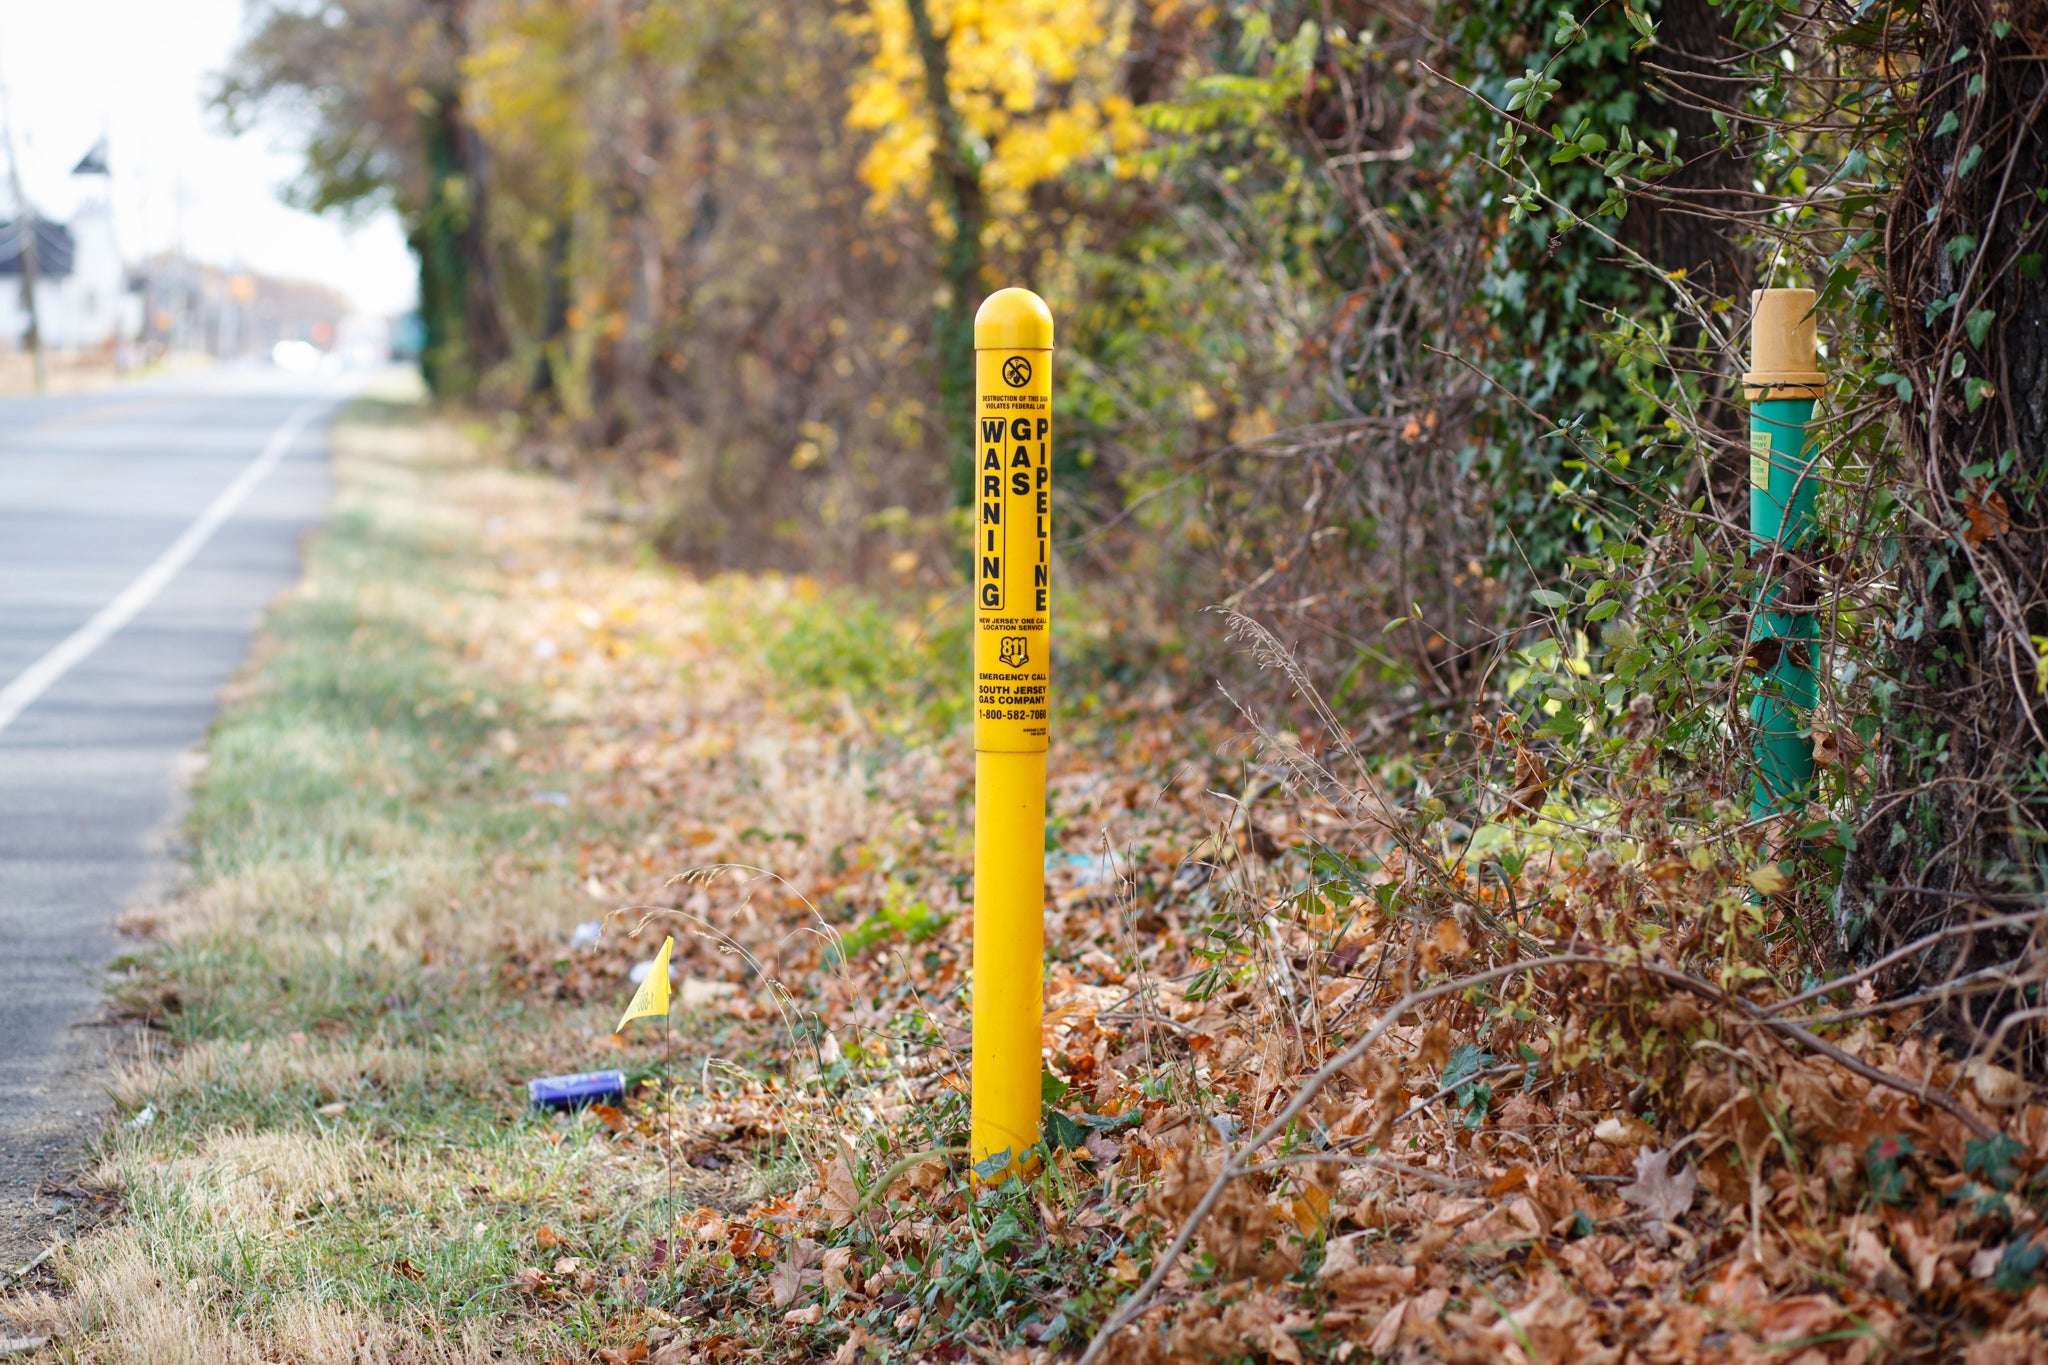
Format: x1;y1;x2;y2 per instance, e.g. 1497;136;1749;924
0;202;140;354
0;201;366;367
133;253;352;361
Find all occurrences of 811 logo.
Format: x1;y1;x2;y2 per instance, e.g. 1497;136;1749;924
998;636;1030;668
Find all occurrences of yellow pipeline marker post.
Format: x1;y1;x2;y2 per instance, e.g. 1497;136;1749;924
970;288;1054;1174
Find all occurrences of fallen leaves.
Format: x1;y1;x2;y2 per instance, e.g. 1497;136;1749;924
442;416;2048;1365
1620;1148;1696;1247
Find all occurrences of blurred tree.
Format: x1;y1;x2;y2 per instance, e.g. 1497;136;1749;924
842;0;1145;492
217;0;510;397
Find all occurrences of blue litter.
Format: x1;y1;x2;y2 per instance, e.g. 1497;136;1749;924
528;1069;626;1111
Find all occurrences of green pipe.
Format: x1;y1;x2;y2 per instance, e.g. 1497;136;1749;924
1749;396;1819;818
1744;289;1825;821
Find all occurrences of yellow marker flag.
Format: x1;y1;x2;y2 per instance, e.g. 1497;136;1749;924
617;935;673;1032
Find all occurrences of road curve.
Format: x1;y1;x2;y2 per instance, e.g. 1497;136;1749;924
0;368;341;1262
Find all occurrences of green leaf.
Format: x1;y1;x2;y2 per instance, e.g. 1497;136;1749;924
1441;1043;1494;1092
1587;599;1622;621
972;1147;1017;1181
1441;1044;1497;1129
1968;73;1986;97
1041;1072;1071;1104
1865;1134;1915;1205
1965;1134;2026;1192
1958;143;1984;178
1947;234;1979;265
1965;378;1996;412
1936;110;1960;136
1968;309;1997;348
1078;1108;1145;1134
1993;1239;2046;1292
982;1210;1026;1249
1042;1109;1087;1150
1531;589;1570;610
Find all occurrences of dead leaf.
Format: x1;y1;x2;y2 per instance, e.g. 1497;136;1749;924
589;1103;627;1133
1751;1294;1843;1345
830;1327;873;1365
821;1144;862;1228
1415;1022;1452;1072
1746;862;1790;896
769;1237;822;1309
1620;1147;1696;1246
1366;1301;1408;1357
1964;478;2012;549
1811;723;1863;768
1851;1226;1911;1300
821;1245;860;1296
1499;745;1550;818
1594;1116;1654;1147
1969;1060;2026;1109
1083;1130;1122;1164
1431;1197;1487;1227
535;1225;564;1251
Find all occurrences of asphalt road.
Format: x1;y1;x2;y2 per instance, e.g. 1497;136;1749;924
0;369;341;1263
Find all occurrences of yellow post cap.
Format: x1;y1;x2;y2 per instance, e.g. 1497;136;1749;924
1744;288;1823;388
974;287;1054;351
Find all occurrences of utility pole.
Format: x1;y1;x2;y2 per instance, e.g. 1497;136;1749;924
0;79;46;392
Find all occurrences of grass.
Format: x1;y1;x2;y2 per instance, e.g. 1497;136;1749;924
6;386;789;1362
1;382;1221;1365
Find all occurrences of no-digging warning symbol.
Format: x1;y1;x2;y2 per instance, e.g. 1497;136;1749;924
1002;355;1032;388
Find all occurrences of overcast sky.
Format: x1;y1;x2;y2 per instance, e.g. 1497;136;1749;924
0;0;417;314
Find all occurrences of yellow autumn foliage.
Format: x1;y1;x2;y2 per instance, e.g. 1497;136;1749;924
463;3;592;193
843;0;1147;224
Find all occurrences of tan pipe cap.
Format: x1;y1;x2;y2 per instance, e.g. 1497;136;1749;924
1744;288;1824;389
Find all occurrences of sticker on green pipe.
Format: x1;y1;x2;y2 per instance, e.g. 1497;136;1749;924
1749;428;1771;490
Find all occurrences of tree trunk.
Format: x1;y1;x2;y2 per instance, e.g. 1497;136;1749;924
1838;0;2048;1069
904;0;985;502
412;0;508;400
1630;0;1751;300
1630;0;1755;507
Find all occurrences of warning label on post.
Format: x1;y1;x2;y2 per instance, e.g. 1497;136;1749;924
973;345;1051;753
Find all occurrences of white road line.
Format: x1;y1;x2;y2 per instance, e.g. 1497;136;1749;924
0;397;329;738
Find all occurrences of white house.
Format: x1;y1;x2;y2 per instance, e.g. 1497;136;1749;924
0;199;141;355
